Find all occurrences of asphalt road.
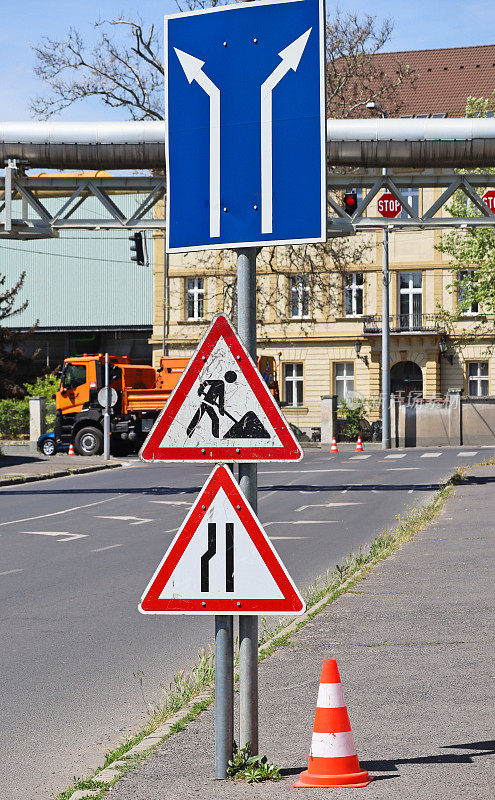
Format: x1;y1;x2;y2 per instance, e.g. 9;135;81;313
0;445;492;799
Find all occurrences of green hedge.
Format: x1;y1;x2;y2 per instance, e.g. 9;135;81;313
0;398;29;439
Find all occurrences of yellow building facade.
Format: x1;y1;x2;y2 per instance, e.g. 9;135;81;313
149;179;494;438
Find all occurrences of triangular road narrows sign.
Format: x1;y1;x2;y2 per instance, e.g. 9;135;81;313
140;315;302;462
139;465;306;615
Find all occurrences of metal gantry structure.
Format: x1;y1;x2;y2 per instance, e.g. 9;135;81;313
3;166;495;239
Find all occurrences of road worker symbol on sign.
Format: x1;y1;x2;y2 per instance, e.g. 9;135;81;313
139;315;303;462
186;371;270;439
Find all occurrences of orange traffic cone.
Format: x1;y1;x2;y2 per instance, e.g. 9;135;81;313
330;437;339;454
68;443;75;456
293;659;373;788
355;436;364;453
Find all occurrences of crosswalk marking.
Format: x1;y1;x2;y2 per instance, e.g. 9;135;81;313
421;452;441;458
457;451;478;457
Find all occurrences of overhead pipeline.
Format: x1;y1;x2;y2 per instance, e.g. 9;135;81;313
0;118;494;169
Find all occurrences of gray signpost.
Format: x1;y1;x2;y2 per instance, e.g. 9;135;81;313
237;247;259;754
141;0;326;778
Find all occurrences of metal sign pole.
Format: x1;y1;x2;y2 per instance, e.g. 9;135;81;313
103;353;110;460
215;614;234;778
237;246;259;755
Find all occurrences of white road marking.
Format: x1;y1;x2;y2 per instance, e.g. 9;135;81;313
96;515;152;526
0;568;23;576
296;501;362;512
408;489;414;494
384;454;406;459
19;531;87;542
149;500;191;506
481;445;495;448
260;468;356;474
0;495;121;527
421;452;442;457
91;543;124;553
386;467;421;471
457;451;478;457
264;520;337;527
349;454;371;460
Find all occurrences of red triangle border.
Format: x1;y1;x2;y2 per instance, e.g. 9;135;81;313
139;465;305;615
140;315;302;462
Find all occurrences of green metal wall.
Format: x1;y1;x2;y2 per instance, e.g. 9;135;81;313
1;193;153;328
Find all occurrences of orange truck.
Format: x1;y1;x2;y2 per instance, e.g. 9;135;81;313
55;353;279;455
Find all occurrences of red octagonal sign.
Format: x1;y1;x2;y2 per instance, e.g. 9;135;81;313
377;193;401;218
482;190;495;211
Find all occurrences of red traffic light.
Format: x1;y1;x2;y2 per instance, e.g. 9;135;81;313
343;190;358;215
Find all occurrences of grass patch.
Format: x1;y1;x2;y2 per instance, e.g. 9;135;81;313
228;742;283;783
54;471;459;799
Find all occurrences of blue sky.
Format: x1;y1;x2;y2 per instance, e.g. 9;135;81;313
1;0;494;120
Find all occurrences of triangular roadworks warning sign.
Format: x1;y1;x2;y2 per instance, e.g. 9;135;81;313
139;465;306;615
140;315;302;462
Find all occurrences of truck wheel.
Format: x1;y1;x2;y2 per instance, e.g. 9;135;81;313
74;426;103;456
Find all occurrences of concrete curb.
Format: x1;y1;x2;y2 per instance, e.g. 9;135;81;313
0;462;123;487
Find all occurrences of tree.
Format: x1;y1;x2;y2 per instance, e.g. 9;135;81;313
0;271;33;398
31;8;415;328
436;95;495;344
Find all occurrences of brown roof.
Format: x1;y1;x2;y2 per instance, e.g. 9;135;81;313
373;44;495;117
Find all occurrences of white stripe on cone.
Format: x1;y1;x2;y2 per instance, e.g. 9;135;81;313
316;683;345;709
311;731;357;759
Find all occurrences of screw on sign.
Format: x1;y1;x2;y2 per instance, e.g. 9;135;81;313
377;193;401;218
482;190;495;211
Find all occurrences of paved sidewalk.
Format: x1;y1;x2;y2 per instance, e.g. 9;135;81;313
109;465;495;800
0;453;122;485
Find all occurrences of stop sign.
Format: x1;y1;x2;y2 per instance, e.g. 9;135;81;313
377;193;401;218
482;190;495;211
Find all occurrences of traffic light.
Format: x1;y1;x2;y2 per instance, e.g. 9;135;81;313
342;190;358;216
129;232;145;265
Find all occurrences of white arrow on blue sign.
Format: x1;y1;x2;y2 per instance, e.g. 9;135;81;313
165;0;326;253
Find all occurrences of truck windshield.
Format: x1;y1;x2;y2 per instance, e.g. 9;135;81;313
63;363;87;389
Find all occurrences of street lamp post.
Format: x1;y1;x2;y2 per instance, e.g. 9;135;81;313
366;102;391;449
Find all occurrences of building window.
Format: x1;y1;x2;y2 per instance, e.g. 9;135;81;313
467;361;489;396
400;187;420;219
458;270;479;314
334;362;354;402
283;363;304;406
399;271;422;329
186;277;204;320
289;275;310;319
344;273;364;317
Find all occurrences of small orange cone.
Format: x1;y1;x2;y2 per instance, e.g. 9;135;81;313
293;659;373;788
355;436;364;453
330;437;339;454
68;443;75;456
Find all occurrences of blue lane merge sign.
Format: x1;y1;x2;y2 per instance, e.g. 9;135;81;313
165;0;326;253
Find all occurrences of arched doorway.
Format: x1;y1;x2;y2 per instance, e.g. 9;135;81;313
390;361;423;399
